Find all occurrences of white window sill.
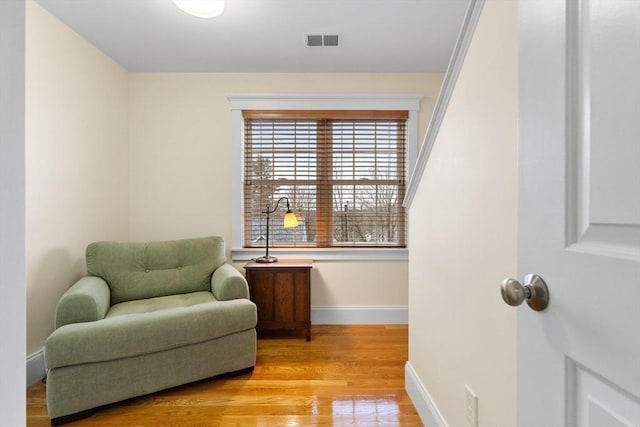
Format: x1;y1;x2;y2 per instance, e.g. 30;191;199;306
231;247;408;262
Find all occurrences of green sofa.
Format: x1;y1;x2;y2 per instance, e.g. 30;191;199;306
44;236;257;425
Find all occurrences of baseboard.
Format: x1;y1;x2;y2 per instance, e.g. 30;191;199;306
405;361;448;427
27;349;46;386
311;306;408;324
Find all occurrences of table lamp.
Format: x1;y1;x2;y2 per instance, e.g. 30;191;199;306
255;197;298;263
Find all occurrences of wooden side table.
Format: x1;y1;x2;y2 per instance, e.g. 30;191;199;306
243;259;313;341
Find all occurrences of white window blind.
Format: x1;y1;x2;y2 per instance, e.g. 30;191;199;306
243;110;407;249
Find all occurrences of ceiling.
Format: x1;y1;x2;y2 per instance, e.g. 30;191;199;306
34;0;469;73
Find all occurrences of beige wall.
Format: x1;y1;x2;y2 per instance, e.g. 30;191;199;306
25;0;130;355
407;2;518;427
127;73;442;308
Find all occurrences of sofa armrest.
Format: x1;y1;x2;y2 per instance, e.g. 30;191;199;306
55;276;111;329
211;263;249;301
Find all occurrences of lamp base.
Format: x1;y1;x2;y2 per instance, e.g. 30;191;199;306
254;255;278;263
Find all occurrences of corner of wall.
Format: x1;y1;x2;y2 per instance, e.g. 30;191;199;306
25;0;130;357
405;362;448;427
406;1;518;426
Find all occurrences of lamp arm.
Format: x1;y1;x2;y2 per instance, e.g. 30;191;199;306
262;196;291;215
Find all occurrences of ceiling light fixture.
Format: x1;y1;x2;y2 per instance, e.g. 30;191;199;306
173;0;225;18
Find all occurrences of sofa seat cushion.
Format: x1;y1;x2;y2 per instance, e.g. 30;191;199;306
45;296;257;370
106;291;216;318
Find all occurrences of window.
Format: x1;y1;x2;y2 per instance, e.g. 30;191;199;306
243;110;407;249
228;93;422;260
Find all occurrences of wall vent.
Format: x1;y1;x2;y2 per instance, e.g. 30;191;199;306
305;34;341;47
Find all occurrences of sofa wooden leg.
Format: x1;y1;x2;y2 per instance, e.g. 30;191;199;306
50;408;95;426
222;366;255;378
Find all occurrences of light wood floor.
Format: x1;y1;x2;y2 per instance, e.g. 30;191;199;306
27;325;423;426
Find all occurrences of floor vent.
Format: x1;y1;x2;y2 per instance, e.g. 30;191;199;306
305;34;341;47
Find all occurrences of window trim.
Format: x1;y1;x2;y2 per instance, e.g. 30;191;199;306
227;93;423;261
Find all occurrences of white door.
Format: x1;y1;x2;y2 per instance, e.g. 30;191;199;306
518;1;640;426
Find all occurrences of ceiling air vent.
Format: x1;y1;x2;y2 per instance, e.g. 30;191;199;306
305;34;341;47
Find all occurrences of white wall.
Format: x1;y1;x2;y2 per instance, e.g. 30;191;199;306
0;1;26;423
407;2;518;427
25;0;130;355
127;73;442;311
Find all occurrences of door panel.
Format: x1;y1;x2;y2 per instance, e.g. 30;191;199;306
569;360;640;426
519;1;640;426
567;0;640;259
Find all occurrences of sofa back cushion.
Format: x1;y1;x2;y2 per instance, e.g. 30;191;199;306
86;236;226;304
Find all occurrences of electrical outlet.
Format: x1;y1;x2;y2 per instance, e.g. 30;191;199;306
465;384;478;427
